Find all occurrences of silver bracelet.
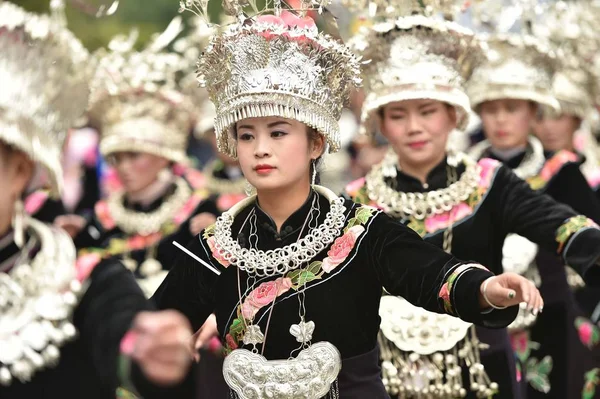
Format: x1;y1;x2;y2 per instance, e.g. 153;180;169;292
482;277;508;310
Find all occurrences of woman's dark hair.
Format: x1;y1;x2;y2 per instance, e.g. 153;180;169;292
0;141;16;165
307;126;324;185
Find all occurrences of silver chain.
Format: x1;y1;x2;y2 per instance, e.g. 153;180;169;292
214;196;346;277
365;150;481;220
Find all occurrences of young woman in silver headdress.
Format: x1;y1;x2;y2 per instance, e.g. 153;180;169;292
57;24;220;297
466;31;600;398
342;7;600;397
0;3;195;398
153;1;544;397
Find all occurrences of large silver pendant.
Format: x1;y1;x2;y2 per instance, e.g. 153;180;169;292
222;342;342;399
379;296;471;354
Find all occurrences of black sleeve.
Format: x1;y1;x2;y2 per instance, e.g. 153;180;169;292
73;258;151;392
152;235;221;332
492;165;600;284
32;197;65;223
72;214;105;249
367;212;518;328
76;258;197;397
544;163;600;223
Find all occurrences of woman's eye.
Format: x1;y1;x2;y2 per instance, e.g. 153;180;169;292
239;133;253;141
422;109;436;116
271;130;287;138
390;114;405;120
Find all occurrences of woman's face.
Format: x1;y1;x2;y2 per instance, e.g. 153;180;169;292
532;114;580;152
0;143;34;235
479;99;536;150
107;152;170;195
235;116;324;193
379;99;456;169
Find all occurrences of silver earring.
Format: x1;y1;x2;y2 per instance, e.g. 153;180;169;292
12;199;25;248
245;180;256;197
311;159;317;186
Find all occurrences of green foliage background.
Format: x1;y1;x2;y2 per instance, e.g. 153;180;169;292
7;0;218;50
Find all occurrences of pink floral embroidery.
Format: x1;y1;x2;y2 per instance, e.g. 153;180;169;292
225;334;238;350
95;200;116;230
478;158;501;187
424;202;472;233
322;225;365;273
576;317;600;349
241;277;293;319
24;190;49;216
439;264;489;314
207;236;230;267
511;330;529;355
126;233;161;250
217;193;246;212
539;151;578;181
76;252;102;282
241;301;257;320
580;322;593;346
120;330;138;356
438;283;450;305
345;178;366;198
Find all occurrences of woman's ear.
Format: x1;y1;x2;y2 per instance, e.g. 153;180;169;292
310;132;326;159
446;105;458;128
10;151;35;199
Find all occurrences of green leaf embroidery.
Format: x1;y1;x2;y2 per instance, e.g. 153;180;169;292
344;218;358;232
307;261;323;275
526;356;553;393
354;186;370;205
296;271;320;287
408;218;426;237
287;269;303;284
203;223;215;239
355;206;374;223
229;317;245;336
583;368;600;399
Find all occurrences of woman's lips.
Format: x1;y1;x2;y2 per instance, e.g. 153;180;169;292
407;141;428;150
254;165;275;175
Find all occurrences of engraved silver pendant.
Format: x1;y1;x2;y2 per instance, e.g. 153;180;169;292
222;342;342;399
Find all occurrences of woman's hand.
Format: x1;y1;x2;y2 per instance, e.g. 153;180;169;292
128;310;193;386
54;214;86;237
190;313;220;362
479;272;544;315
189;212;217;236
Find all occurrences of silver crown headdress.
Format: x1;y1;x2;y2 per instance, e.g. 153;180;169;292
0;1;90;197
348;11;483;134
88;18;195;165
179;0;362;157
173;16;223;137
533;1;600;119
465;0;560;112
